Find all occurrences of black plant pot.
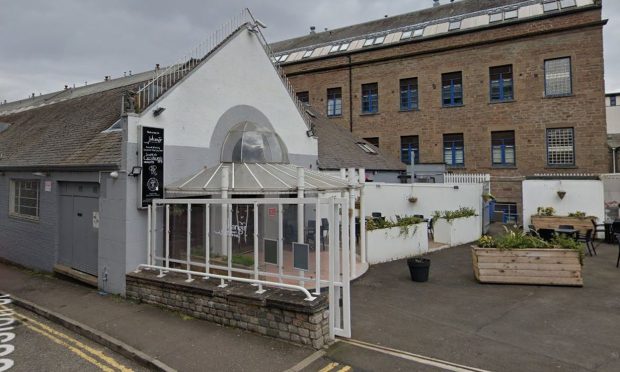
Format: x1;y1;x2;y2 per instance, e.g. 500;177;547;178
407;257;430;282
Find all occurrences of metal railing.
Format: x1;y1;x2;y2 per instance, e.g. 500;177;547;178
134;9;252;113
444;173;491;184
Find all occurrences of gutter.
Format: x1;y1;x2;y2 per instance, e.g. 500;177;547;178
0;164;120;172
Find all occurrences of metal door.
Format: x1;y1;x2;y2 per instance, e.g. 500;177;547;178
58;183;99;276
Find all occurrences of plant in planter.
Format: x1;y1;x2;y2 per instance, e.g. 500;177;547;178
366;215;423;237
407;196;418;203
568;211;587;218
472;228;584;286
536;206;555;216
432;207;479;246
366;215;428;264
432;206;477;222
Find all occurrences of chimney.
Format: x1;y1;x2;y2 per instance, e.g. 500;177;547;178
433;0;440;6
156;63;160;70
64;85;69;90
310;26;316;34
104;76;110;81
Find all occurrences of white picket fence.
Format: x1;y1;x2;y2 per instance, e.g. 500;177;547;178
443;173;490;184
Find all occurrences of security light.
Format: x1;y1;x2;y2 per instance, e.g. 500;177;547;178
128;166;142;177
153;107;166;116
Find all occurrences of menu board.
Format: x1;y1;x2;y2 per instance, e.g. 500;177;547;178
139;126;164;208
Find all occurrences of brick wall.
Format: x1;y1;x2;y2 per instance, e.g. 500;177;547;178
126;271;330;349
280;8;608;214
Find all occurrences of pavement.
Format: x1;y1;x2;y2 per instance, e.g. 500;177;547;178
348;241;620;372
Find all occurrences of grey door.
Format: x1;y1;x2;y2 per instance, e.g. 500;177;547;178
58;183;99;276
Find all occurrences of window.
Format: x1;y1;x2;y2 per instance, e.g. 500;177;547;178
374;36;385;45
363;39;374;47
413;28;424;37
9;179;40;220
443;133;464;166
361;83;379;114
442;72;463;107
490;65;514;102
547;128;575;166
329;45;339;53
339;43;350;51
504;10;518;19
489;12;503;23
400;78;419;111
491;131;516;166
560;0;576;8
400;136;419;165
401;31;412;39
611;96;617;106
545;57;572;97
327;88;342;117
302;50;313;58
543;1;559;12
296;91;309;104
357;142;377;154
364;137;379;148
494;202;518;224
448;20;461;31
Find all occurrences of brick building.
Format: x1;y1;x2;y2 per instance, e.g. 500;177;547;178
271;0;608;222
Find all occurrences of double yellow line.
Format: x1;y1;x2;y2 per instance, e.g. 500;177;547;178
0;305;133;372
318;362;352;372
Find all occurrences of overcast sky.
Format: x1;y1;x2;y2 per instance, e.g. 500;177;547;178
1;0;619;102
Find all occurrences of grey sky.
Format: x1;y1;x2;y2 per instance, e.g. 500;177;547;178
1;0;619;102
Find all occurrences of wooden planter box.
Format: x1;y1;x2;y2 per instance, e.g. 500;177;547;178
471;247;583;286
530;215;594;233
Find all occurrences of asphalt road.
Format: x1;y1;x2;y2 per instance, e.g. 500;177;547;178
3;306;148;372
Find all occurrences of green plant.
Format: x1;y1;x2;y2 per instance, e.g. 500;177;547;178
477;235;496;248
366;215;423;237
568;211;587;218
231;254;254;267
432;207;477;222
536;206;555;216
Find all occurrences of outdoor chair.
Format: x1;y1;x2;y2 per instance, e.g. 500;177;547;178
306;220;316;243
558;224;574;230
576;229;595;256
528;225;541;238
537;228;555;241
428;218;434;241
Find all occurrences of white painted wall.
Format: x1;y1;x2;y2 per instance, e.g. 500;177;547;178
606;96;620;134
433;216;481;246
366;222;428;264
522;179;605;228
129;29;317;157
362;183;483;222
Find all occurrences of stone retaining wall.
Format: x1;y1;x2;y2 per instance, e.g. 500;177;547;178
126;270;330;349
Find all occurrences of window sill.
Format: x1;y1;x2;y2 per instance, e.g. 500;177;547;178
544;94;573;99
489;99;515;105
442;104;464;109
9;213;40;223
360;112;380;116
446;164;465;168
327;115;343;119
492;164;517;169
398;108;420;112
545;165;577;169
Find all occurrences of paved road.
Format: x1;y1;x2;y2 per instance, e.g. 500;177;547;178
3;305;148;372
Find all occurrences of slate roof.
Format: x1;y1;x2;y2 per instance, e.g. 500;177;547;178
310;107;405;171
0;85;132;169
271;0;528;53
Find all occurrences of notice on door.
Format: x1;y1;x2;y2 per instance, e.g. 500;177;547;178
139;126;164;208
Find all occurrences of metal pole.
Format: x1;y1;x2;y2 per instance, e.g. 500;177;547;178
186;203;193;282
204;204;210;279
614;147;617;173
314;198;321;295
297;167;305;286
221;166;230;278
254;202;265;294
278;203;284;283
359;168;367;264
151;201;157;267
327;197;335;340
348;168;357;278
147;205;152;267
341;198;351;338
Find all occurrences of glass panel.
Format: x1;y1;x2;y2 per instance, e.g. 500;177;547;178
339;43;350;51
413;28;424;37
504;10;518;19
489;12;503;22
449;21;461;31
547;128;574;165
363;39;374;47
329;45;339;53
543;1;559;12
401;31;412;39
373;36;385;44
279;54;288;62
303;50;313;58
560;0;576;8
545;58;571;96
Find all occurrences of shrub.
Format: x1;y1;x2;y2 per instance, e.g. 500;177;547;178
366;215;423;231
568;211;587;218
432;207;477;222
536;207;555;216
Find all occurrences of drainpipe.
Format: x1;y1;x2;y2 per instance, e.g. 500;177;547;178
348;55;353;133
358;168;366;264
348;168;357;278
613;147;618;173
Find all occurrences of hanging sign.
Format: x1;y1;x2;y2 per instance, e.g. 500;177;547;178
139;126;164;208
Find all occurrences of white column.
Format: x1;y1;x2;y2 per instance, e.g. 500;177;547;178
297;167;305;286
359;168;367;264
204;204;210;279
348;168;357;278
340;168;346;180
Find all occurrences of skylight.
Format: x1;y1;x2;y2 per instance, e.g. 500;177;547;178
413;28;424;37
560;0;576;8
302;50;313;58
543;1;559;12
363;38;374;47
448;20;461;31
339;43;350;51
489;12;503;22
504;10;518;19
373;36;385;45
357;142;377;154
401;31;412;39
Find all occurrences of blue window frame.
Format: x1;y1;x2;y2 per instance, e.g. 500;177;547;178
442;72;463;107
400;78;419;111
400;136;419;165
327;88;342;117
443;133;464;166
490;65;513;102
491;131;516;166
361;83;379;113
494;202;518;224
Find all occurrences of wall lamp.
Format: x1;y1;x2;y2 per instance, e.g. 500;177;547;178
128;166;142;177
153;107;166;117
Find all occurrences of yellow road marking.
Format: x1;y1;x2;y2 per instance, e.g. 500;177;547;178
1;304;133;372
336;367;351;372
318;362;339;372
21;322;116;372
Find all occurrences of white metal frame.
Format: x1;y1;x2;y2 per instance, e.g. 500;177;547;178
140;196;352;338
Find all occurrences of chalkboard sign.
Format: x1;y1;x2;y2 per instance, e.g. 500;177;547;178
139;126;164;208
264;239;278;265
293;243;309;271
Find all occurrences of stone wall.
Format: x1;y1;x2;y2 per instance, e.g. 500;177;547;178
126;270;330;349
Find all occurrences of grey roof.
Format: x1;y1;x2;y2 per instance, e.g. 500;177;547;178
166;163;350;197
0;84;136;169
310;107;405;171
271;0;526;53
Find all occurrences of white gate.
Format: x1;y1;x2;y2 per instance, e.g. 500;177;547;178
141;196;352;339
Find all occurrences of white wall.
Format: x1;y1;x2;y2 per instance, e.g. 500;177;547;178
363;182;483;221
606;97;620;134
366;222;428;264
434;216;481;246
522;179;605;227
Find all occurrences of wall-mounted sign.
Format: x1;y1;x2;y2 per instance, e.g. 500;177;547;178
268;207;277;218
293;243;309;271
44;180;52;192
264;239;278;265
139;126;164;208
